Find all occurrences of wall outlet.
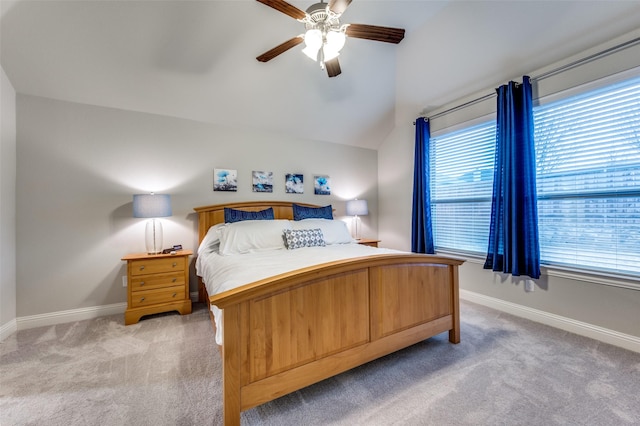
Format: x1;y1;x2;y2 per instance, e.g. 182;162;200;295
122;276;127;287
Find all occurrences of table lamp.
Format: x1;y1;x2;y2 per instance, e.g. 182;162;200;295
346;199;368;240
133;193;172;254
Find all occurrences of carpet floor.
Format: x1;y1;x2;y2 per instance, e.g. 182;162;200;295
1;300;639;426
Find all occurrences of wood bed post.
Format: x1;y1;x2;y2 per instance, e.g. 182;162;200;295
222;304;242;426
449;264;461;344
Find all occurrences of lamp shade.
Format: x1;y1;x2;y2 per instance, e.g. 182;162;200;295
346;199;368;216
133;194;172;218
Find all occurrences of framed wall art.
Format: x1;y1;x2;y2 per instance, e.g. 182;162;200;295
213;168;237;192
285;173;304;194
252;171;273;193
314;175;331;195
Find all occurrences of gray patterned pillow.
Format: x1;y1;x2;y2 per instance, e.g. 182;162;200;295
283;228;326;250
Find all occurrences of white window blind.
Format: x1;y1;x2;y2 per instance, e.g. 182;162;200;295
430;121;495;254
534;75;640;276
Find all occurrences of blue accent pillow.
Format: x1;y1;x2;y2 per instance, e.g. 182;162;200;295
292;204;333;221
224;207;275;223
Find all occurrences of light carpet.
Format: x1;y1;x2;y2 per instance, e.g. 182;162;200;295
1;300;639;425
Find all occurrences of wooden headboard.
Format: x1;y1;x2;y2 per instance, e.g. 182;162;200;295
193;201;323;243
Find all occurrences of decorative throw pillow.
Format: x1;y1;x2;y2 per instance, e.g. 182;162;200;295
283;228;326;250
224;207;274;223
292;204;333;221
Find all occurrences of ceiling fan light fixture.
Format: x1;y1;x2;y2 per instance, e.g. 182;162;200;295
302;28;322;60
304;29;323;49
322;45;340;62
302;45;320;61
302;27;345;63
326;30;346;52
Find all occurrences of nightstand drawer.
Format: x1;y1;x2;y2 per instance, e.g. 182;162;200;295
130;273;185;291
130;285;185;308
130;257;185;276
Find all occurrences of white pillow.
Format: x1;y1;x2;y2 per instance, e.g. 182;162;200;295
218;219;292;255
291;219;355;245
197;223;225;255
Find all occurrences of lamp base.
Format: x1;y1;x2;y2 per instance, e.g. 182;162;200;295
145;219;163;254
352;216;361;240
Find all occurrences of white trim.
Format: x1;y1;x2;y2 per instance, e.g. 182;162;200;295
6;294;201;335
16;302;127;331
0;318;18;342
440;252;640;292
542;267;640;292
460;289;640;353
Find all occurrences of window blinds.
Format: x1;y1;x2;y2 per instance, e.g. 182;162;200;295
534;76;640;275
430;121;495;254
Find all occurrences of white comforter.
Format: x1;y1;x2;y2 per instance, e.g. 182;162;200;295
196;243;401;345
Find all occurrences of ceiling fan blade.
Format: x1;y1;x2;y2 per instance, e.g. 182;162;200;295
328;0;352;16
325;58;342;78
257;36;304;62
256;0;306;20
346;23;405;44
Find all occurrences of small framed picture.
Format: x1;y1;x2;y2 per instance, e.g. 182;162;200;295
213;168;237;192
252;171;273;193
285;173;304;194
314;175;331;195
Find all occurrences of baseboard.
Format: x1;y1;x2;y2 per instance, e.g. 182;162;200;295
460;289;640;353
16;302;127;331
0;318;18;342
7;293;202;337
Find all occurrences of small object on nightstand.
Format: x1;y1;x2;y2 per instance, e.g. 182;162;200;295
357;238;380;248
121;250;193;325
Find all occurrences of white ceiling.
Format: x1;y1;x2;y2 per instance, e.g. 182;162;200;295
2;0;640;149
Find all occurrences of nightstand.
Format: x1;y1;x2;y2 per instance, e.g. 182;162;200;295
357;238;380;248
121;250;193;325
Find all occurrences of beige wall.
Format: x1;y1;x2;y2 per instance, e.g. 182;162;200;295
15;95;378;318
379;30;640;340
1;65;17;335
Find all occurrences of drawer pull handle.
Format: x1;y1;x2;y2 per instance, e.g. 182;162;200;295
140;297;145;302
172;262;177;267
139;266;145;271
172;293;177;298
172;278;177;282
140;281;145;286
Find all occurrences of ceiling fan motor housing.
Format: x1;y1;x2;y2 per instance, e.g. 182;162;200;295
304;2;342;32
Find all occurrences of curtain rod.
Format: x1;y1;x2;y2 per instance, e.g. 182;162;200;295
418;35;640;123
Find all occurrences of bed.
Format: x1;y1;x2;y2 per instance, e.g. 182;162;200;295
194;201;463;425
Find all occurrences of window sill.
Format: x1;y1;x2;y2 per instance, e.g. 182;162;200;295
436;250;640;291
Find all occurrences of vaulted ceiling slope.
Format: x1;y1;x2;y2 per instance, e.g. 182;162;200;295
2;1;640;149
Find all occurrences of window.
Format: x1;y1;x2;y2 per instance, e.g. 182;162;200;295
534;75;640;276
430;74;640;277
430;121;495;255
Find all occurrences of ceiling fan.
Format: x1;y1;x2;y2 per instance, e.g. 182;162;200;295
256;0;405;78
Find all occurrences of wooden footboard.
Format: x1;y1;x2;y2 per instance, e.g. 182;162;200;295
194;202;463;425
210;254;462;425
